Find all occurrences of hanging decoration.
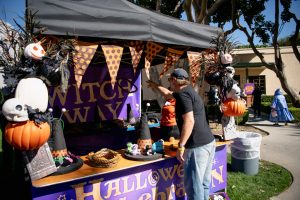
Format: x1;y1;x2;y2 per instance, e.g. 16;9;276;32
187;51;202;86
0;18;75;96
159;48;184;79
129;41;144;75
101;45;124;89
24;42;46;60
144;42;163;79
206;34;246;141
73;41;98;88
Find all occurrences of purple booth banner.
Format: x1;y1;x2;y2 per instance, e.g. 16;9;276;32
32;145;227;200
48;64;141;123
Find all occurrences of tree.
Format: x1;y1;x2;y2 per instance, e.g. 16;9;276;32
132;0;300;107
223;0;300;107
278;34;297;46
280;0;300;63
127;0;182;18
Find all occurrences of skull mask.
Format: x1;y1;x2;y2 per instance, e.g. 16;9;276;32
24;42;45;60
2;98;29;122
226;83;241;100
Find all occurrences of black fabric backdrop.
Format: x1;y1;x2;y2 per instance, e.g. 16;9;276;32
27;0;222;49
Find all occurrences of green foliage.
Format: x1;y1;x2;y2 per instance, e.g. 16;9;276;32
227;155;293;200
261;102;271;114
261;95;273;103
236;44;271;48
289;107;300;123
261;95;292;103
236;110;249;125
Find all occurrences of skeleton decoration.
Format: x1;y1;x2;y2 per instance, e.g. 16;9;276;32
24;42;46;60
2;98;29;122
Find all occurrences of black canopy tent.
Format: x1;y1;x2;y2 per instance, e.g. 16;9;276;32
26;0;222;49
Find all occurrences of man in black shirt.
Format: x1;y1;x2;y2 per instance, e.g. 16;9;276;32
147;68;215;200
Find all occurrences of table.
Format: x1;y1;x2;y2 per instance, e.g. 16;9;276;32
31;141;230;200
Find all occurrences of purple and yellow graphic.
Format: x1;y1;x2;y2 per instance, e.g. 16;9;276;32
48;64;141;123
32;145;227;200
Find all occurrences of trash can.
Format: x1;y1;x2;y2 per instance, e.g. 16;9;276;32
231;132;262;175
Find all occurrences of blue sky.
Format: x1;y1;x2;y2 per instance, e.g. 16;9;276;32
1;0;299;45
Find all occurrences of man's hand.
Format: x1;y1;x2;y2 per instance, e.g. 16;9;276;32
176;149;185;163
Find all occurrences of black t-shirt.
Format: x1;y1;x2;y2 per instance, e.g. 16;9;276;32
173;85;214;148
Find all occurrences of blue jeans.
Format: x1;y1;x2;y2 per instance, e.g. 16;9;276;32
183;140;216;200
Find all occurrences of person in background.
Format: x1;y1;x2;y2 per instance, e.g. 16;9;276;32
147;68;215;200
252;84;262;118
160;98;180;141
269;88;294;126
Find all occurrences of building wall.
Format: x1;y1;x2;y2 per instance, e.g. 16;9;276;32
233;46;300;96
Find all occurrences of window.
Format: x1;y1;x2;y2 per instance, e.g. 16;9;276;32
248;76;266;94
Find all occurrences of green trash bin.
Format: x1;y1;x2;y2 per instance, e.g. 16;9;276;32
231;132;262;175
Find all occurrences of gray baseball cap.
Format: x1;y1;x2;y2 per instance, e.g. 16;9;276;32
171;68;189;80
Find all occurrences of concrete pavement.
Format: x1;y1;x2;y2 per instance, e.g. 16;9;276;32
246;111;300;200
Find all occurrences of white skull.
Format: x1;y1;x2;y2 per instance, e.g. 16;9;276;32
2;98;29;122
226;83;241;100
24;42;45;60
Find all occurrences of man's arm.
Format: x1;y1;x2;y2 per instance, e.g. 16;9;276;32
146;80;174;100
178;111;194;147
176;111;194;162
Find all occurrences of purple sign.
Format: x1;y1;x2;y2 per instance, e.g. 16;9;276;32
32;145;227;200
244;83;255;95
48;64;141;123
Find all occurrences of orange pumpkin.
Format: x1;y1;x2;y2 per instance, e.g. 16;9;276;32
5;120;50;150
222;98;246;117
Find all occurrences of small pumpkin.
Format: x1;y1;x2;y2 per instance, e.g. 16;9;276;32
5;120;51;150
15;78;49;112
222;98;246;117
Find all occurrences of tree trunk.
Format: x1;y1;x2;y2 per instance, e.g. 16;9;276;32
183;0;195;22
274;45;300;107
290;21;300;63
272;0;300;107
156;0;161;12
276;69;300;107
